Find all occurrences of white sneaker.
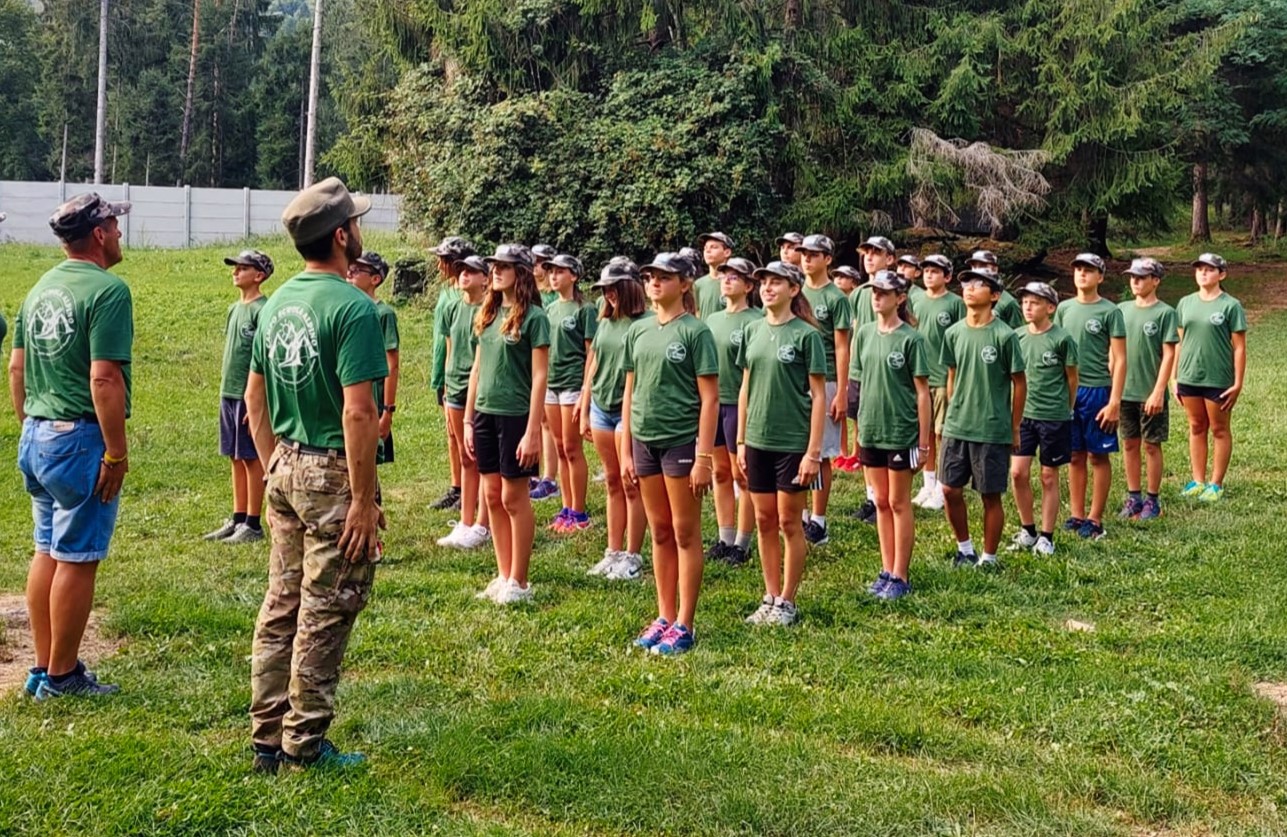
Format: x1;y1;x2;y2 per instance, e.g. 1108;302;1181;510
745;594;777;625
588;548;620;576
603;552;642;581
593;468;607;483
437;521;465;547
456;524;490;549
911;484;931;508
475;575;506;600
1007;529;1038;551
919;486;944;510
977;554;999;568
495;578;534;605
1033;536;1056;556
768;597;799;626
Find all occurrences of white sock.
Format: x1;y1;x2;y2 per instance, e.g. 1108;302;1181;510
866;485;875;502
957;538;975;555
923;470;937;489
813;515;826;529
735;530;754;550
719;526;736;545
981;552;997;563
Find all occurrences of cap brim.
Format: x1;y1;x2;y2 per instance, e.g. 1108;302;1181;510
1123;268;1153;277
349;195;372;218
1071;259;1103;270
223;257;254;267
105;200;132;217
1191;259;1224;269
641;262;681;274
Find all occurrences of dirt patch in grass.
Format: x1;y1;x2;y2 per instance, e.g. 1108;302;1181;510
0;594;121;694
1252;682;1287;715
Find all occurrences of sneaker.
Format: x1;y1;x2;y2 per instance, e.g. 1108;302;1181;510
283;739;366;770
252;747;282;774
1136;497;1162;521
1182;480;1206;498
430;486;462;511
223;523;264;544
203;518;238;541
867;571;891;596
919;487;944;511
634;617;670;650
547;508;572;532
745;594;778;625
588;548;620;576
768;598;798;626
952;551;977;569
530;478;559;500
564;510;592;531
911;484;931;508
24;667;47;697
1007;529;1038;551
35;663;119;699
1198;483;1224;503
494;578;534;605
456;524;491;549
803;519;829;546
475;575;506;600
976;554;999;570
704;540;730;562
437;521;465;547
722;544;749;567
851;499;877;524
650;623;695;656
1118;496;1144;519
1033;536;1056;556
1076;519;1106;540
603;552;643;581
876;577;912;601
1063;516;1086;532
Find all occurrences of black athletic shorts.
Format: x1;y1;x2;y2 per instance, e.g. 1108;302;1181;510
859;445;919;472
1016;418;1071;467
940;437;1010;495
1176;383;1226;402
472;412;538;480
712;403;739;454
743;445;813;494
632;439;696;478
219;397;257;460
846;380;860;421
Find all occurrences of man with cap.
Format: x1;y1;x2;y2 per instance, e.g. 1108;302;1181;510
244;176;388;772
11;193;133;700
846;235;898;521
347;251;400;467
776;232;804;267
203;248;275;545
966;250;1023;329
430;236;476;511
696;232;734;319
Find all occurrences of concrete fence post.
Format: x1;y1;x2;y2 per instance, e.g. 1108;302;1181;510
184;184;192;246
243;187;252;240
121;183;131;247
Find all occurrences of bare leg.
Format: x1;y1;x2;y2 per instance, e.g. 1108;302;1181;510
245;458;265;517
663;474;705;628
541;415;558;483
889;468;915;581
1182;395;1210;484
26;551;56;669
751;491;781;597
444;404;462;492
639;474;677;622
1039;466;1061;533
868;466;894;574
545;404;572;510
232;460;248;515
712;448;735;534
1068;451;1088;519
501;477;535;585
449;408;480;528
47;561;99;676
593;429;625;552
779;490;809;601
1208;400;1233;486
620;432;646;554
1123;436;1143;493
560;404;588;512
811;459;833;517
981;493;1005;555
1088;453;1111;523
1010;455;1035;526
943;485;970;543
481;474;510;578
1144;442;1164;495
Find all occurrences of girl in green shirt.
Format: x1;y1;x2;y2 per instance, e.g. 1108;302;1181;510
544;255;597;534
531;244;561;500
431;236;474;512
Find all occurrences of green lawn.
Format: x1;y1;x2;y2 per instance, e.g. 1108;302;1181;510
0;239;1284;836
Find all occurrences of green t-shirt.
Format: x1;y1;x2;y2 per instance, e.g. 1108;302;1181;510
430;287;461;392
1175;291;1247;389
706;306;765;404
850;285;875;331
1015;324;1078;421
373;300;400;409
995;290;1024;329
693;275;724;320
220;296;267;399
0;312;8;345
15;260;134;420
1054;297;1125;388
444;299;482;404
545;297;598;391
589;311;651;412
540;289;559;308
475;305;551;416
940;317;1026;445
802;281;853;380
623;313;718;447
909;291;966;387
736;316;828;453
250;272;388;451
1118;299;1179;402
852;322;931;450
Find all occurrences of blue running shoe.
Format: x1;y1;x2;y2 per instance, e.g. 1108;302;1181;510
867;571;891;596
530;478;559;501
1181;480;1205;498
24;667;47;697
1118;496;1144;519
35;663;119;700
634;617;670;650
1077;519;1106;540
283;739;366;770
651;623;694;656
877;577;912;601
1063;517;1085;532
1198;483;1224;503
1137;497;1162;520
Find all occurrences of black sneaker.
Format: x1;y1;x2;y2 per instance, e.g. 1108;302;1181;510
704;540;730;562
430;486;462;511
723;544;749;566
803;520;829;546
851;499;877;524
252;747;282;774
952;550;978;568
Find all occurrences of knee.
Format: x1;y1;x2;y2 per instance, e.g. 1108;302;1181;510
874;494;893;513
1070;452;1087;467
1188;417;1209;434
713;464;732;486
500;491;528;516
673;524;700;551
1040;468;1060;490
650;523;675;549
482;484;503;508
779;514;801;538
942;485;964;502
1211;424;1232;441
755;506;780;532
1010;467;1026;485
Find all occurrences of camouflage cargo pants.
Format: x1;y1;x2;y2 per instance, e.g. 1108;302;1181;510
249;443;377;760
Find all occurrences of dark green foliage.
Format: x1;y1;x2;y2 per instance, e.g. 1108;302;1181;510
0;0;50;180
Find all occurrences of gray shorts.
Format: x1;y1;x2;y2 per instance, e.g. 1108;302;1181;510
1119;400;1169;445
940;437;1010;495
822;381;841;459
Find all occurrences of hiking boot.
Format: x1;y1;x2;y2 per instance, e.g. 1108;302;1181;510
252;747;282;774
1118;496;1144;519
35;663;119;700
223;523;264;544
283;739;366;770
430;486;462;511
203;518;238;541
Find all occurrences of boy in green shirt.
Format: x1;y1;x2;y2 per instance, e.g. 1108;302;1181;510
347;252;400;466
909;254;965;510
1117;258;1178;520
967;250;1024;329
204;249;273;544
1009;282;1077;556
939;269;1026;568
696;232;734;318
846;236;898;521
776;232;804;267
430;236;475;511
896;254;926;303
1054;253;1126;541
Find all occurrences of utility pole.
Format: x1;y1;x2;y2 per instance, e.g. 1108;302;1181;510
302;0;323;188
94;0;109;184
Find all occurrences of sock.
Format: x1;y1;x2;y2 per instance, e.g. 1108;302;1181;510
923;470;937;489
735;530;754;550
233;512;247;525
1147;492;1159;502
866;485;875;502
1040;531;1053;541
1129;490;1142;502
1023;524;1037;538
50;661;85;684
246;515;262;531
957;538;975;556
719;526;736;546
813;515;827;530
982;552;998;563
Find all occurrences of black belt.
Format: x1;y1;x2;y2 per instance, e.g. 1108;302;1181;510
30;414;98;424
282;438;346;458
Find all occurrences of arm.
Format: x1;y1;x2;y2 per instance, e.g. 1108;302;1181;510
736;368;750;481
1098;336;1126;427
90;359;129;502
691;374;718;496
1172;326;1185;399
338;380;383;562
1222;331;1246;411
1146;343;1175;416
796;372;827;486
516;347;549;467
462;346;481;460
244;371;275;465
945;366;956;403
831;329;850;422
913;375;932;471
379;349;400;438
579;345;597;440
620;371;637;484
1066;365;1080;412
8;348;24;422
1010;372;1026;452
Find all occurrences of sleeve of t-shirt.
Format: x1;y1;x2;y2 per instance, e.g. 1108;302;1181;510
1006;330;1025;374
527;308;551;349
831;291;853;333
851;327;866;376
89;281;133;362
1053;304;1066;329
940;327;958;370
1106;305;1126;338
337;301;390;387
910;331;930;378
1229;300;1248;333
12;306;24;350
381;308;400;352
1161;307;1179;344
735;322;751;370
622;323;636;373
1062;332;1079;366
691;324;719;377
805;328;828;376
581;304;598;342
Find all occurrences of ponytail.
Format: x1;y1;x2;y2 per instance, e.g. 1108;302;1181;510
898;295;917;327
682;287;697;316
790;291;818;328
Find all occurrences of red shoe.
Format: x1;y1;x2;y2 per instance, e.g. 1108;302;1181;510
832;454;851;471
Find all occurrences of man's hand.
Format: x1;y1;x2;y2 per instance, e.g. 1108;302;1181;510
95;457;128;503
338;499;386;563
463;420;477;460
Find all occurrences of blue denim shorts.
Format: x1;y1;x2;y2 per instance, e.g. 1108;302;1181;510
18;418;120;562
1071;385;1120;454
589;400;624;433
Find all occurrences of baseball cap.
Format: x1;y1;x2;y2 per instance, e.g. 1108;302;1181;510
1017;281;1059;305
223;249;275;278
433;236;475;260
1071;252;1106;273
1192;252;1228;271
753;261;805;285
548;253;584;277
49;192;132;242
862;270;908;293
354;251;389;279
798;234;835;255
483;243;534;269
920;254;953;274
1124;257;1164;278
531;244;557;262
641;252;691;276
859;236;896;255
957;269;1004;290
677;247;703;279
718;257;757;278
897;254;921;268
698;231;734;250
455;255;488;274
775;232;804;246
593;257;642;288
281;177;371;245
967;250;999;267
832;266;864;284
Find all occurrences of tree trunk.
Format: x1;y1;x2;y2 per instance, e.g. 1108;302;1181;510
179;0;200;166
94;0;108;184
1250;205;1265;246
1189;161;1211;243
1275;200;1284;243
302;0;323;188
1086;211;1110;258
785;0;801;30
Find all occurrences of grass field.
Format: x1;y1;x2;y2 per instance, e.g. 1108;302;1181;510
0;238;1285;835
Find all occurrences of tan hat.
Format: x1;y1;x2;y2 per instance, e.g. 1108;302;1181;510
281;177;372;245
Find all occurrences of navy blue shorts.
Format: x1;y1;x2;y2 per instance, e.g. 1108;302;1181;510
219;397;257;460
713;403;739;454
1071;386;1119;454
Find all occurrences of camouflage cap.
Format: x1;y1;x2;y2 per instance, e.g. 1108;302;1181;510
483;243;534;269
1017;281;1059;305
548;253;584;277
754;260;805;286
677;247;704;279
920;254;954;274
957;269;1004;290
718;257;758;278
593;257;642;288
698;231;734;250
531;244;557;262
354;250;390;279
862;270;908;293
455;255;488;275
1124;257;1164;279
433;235;475;260
281;177;371;245
1071;252;1106;273
859;235;896;255
1192;252;1228;271
49;192;132;242
223;249;275;278
897;254;921;268
775;231;804;247
798;234;835;255
641;252;691;276
832;266;864;284
968;250;999;267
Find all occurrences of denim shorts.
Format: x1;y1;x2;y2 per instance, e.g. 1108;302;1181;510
589;400;624;433
18;418;120;562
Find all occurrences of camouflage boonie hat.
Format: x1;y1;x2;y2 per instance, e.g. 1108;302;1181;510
677;247;704;279
897;254;921;268
484;243;534;269
859;236;896;255
1192;253;1228;271
920;254;953;274
1017;281;1059;305
593;257;642;288
642;253;691;276
455;255;488;274
1071;252;1106;273
433;236;475;261
718;257;758;278
862;270;908;293
50;192;131;242
775;232;804;247
699;231;734;250
754;261;805;286
224;249;275;278
832;266;864;284
798;234;835;255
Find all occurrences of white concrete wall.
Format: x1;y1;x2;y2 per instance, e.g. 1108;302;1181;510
0;181;401;248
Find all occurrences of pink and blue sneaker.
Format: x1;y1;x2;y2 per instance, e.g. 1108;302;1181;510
547;508;572;532
650;623;695;656
530;478;559;501
634;617;670;651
